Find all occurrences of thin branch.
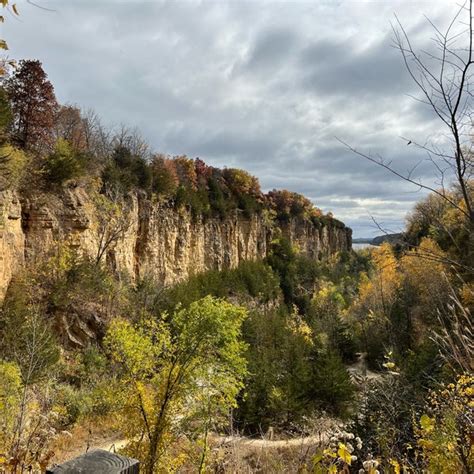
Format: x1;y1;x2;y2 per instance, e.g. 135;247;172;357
337;137;471;220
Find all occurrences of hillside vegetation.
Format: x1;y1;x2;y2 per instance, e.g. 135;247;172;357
0;61;344;232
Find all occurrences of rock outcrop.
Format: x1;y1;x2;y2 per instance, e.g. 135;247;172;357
0;186;352;302
0;190;24;300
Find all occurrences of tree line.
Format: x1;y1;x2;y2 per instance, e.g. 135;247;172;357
0;59;342;228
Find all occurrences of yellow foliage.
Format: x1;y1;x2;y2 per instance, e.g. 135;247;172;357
357;243;401;318
0;360;21;448
337;442;352;465
401;238;448;304
287;306;313;344
416;374;474;473
0;144;27;189
460;283;474;310
419;414;435;434
389;459;401;474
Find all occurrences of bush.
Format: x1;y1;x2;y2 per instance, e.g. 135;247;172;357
306;350;355;414
0;144;27;190
101;145;151;192
44;138;86;185
266;238;323;312
150;155;178;198
158;260;281;313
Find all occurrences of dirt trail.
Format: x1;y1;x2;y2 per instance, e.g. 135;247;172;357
84;432;329;454
347;353;382;382
51;432;128;464
95;437;129;452
52;359;372;462
213;433;328;449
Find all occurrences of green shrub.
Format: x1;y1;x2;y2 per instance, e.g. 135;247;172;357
306;349;355;415
101;145;151;192
44;138;86;184
158;261;280;313
208;176;229;217
0;144;27;190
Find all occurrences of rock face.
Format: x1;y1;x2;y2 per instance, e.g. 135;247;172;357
0;186;352;302
0;190;25;300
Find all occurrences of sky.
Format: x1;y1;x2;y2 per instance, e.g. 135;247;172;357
3;0;462;237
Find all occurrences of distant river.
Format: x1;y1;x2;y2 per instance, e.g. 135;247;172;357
352;243;376;250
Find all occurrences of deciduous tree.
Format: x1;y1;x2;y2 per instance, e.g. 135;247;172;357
104;296;247;473
5;60;58;151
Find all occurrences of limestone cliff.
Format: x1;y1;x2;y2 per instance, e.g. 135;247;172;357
0;190;24;300
0;186;351;301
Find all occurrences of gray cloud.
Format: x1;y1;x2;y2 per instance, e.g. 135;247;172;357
5;0;460;236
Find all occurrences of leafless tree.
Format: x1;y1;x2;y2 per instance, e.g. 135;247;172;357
6;306;59;472
94;187;132;266
111;124;151;160
81;108;112;159
340;0;473;226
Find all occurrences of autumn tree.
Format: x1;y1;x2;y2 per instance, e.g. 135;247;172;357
406;185;474;272
150;154;179;198
351;243;403;367
223;168;261;196
5;60;58;151
194;158;212;187
0;86;26;190
174;155;197;190
53;105;87;152
105;296;247;473
267;189;323;221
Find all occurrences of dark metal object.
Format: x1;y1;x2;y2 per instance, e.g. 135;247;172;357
46;449;139;473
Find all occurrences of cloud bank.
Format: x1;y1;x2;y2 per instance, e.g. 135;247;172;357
4;0;459;236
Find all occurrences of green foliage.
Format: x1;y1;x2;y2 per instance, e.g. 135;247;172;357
237;304;355;431
266;237;322;311
237;308;289;430
310;283;357;363
158;260;281;313
102;145;151;193
0;87;12;140
43;138;87;185
0;302;60;384
306;349;355;412
0;360;22;448
207;175;228;217
0;143;27;190
104;296;248;472
416;375;474;473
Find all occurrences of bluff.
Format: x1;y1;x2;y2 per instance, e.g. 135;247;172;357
0;186;352;302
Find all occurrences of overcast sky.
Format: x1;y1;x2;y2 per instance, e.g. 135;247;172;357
4;0;461;236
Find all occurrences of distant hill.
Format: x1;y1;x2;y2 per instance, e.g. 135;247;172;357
352;238;374;244
371;233;405;246
353;233;405;247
